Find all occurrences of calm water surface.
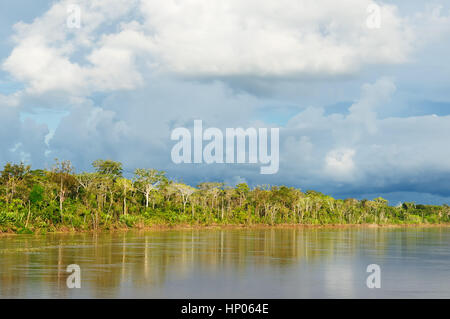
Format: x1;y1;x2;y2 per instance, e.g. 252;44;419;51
0;227;449;298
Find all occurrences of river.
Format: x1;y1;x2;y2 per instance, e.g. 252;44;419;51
0;227;449;298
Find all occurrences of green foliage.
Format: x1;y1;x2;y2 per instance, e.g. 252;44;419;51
120;214;139;227
0;159;449;233
93;159;123;179
29;184;44;205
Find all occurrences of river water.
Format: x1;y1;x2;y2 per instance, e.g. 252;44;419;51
0;227;449;298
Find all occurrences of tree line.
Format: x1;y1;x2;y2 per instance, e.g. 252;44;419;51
0;159;449;233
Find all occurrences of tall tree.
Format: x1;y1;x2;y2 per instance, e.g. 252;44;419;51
1;162;31;203
93;160;123;211
116;178;134;215
172;183;196;215
92;160;123;180
133;169;166;208
50;159;74;216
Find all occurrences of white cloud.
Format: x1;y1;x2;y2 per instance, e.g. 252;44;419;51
325;148;356;181
2;0;419;95
280;77;450;195
3;36;85;93
2;0;144;94
48;78;260;171
140;0;414;78
347;77;396;135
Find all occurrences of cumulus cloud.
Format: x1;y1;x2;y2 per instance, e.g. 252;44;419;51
48;78;260;172
2;0;417;95
2;0;145;94
139;0;414;77
325;148;356;181
280;77;450;198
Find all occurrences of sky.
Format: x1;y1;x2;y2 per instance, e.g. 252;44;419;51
1;0;450;205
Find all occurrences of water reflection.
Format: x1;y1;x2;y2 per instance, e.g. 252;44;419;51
0;227;449;298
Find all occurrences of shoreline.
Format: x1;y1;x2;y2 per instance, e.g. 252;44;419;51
1;222;450;237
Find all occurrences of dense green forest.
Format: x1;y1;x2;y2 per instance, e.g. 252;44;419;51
0;159;449;234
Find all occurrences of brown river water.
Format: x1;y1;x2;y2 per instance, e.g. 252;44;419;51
0;227;449;298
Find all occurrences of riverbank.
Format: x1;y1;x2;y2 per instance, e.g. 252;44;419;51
1;222;450;236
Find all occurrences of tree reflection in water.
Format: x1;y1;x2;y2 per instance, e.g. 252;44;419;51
0;227;448;298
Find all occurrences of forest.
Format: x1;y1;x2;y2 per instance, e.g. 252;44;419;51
0;159;449;233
